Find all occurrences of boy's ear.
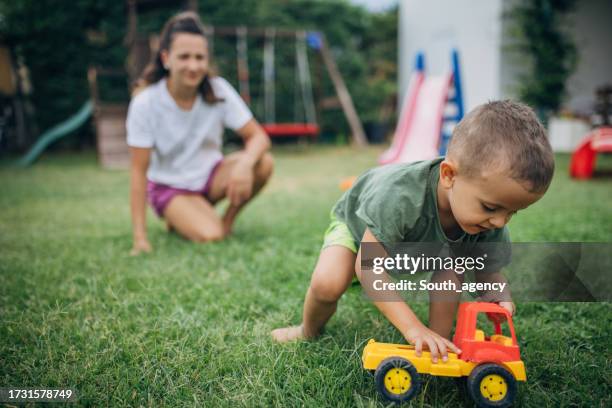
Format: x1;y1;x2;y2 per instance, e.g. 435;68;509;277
439;159;457;188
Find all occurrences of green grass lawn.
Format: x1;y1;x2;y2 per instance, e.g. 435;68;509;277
1;146;611;407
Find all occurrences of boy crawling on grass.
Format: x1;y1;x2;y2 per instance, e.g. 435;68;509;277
272;100;554;362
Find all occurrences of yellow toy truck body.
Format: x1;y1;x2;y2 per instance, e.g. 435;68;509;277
362;339;526;381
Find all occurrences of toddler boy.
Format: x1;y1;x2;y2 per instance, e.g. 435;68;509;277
272;100;554;362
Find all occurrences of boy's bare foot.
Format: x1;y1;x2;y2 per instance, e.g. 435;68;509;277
271;325;313;343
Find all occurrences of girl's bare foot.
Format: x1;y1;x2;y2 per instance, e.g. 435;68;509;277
271;325;313;343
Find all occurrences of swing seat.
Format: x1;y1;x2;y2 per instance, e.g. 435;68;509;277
262;123;319;137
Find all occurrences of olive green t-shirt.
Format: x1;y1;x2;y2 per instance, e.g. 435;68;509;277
332;158;510;270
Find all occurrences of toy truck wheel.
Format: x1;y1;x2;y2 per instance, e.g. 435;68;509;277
374;357;421;403
467;363;517;408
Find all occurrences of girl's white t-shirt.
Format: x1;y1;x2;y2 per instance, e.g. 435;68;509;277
126;76;253;190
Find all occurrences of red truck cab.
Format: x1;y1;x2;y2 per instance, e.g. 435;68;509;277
453;302;520;363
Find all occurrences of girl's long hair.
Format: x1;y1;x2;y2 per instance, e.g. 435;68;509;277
135;11;221;104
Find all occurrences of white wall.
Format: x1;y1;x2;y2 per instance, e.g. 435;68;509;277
399;0;503;111
565;0;612;115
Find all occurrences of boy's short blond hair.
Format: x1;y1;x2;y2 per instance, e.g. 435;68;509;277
447;100;554;193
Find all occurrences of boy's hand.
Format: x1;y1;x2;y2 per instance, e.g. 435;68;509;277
403;323;462;363
499;301;515;315
486;301;515;323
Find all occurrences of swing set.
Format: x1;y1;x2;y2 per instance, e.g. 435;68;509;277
209;26;366;145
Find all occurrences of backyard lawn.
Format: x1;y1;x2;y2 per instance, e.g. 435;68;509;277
1;146;611;406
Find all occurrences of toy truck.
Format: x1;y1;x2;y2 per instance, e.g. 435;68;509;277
362;302;525;407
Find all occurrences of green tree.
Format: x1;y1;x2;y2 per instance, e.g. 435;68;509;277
507;0;578;120
0;0;126;134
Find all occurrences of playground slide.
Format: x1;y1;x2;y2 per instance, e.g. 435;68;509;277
379;72;424;164
17;100;93;167
379;74;452;165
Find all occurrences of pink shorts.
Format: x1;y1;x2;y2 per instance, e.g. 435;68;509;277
147;160;223;217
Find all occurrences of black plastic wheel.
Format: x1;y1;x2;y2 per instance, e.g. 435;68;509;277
467;363;517;408
374;357;421;403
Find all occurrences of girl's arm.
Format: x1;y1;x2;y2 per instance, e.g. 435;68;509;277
130;147;152;255
226;119;271;206
236;119;271;167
